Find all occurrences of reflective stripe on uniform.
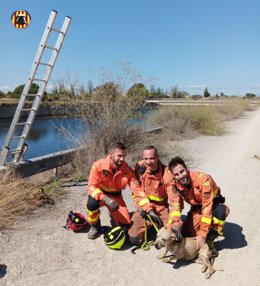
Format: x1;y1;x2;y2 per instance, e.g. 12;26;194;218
201;216;212;224
100;184;116;192
87;209;100;215
170;211;181;218
212;216;225;226
147;194;165;202
91;188;102;198
87;209;100;223
139;198;150;206
87;215;100;223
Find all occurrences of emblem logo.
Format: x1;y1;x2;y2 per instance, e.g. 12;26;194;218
11;10;31;29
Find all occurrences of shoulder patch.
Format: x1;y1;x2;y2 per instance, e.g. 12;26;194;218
139;164;146;174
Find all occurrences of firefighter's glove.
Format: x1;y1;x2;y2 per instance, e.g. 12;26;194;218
103;196;119;211
171;225;182;242
138;208;148;219
148;210;163;228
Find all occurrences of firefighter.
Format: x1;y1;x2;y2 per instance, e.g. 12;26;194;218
128;145;173;246
86;142;141;240
167;156;230;256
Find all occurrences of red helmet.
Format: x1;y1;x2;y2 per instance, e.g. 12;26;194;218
65;211;88;232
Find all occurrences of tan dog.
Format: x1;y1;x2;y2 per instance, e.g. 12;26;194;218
155;227;219;279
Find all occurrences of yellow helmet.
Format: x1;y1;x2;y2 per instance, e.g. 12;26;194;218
104;226;126;250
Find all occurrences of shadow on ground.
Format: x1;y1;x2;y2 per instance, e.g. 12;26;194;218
0;264;7;279
216;221;247;250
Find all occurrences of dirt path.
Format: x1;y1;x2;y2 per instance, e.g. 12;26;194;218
1;108;260;286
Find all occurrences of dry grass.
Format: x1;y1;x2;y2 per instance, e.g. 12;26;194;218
149;99;252;141
0;169;55;230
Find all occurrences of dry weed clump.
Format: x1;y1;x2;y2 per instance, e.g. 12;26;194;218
60;82;148;177
150;105;223;140
0;169;54;230
216;99;253;121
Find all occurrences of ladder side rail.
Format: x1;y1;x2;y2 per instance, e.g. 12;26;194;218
0;11;58;166
13;16;72;163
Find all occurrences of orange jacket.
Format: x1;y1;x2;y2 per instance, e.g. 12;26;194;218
132;160;173;213
168;170;221;238
87;154;140;201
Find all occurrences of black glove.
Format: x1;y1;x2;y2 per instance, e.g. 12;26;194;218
103;196;119;211
148;209;163;228
171;225;183;242
138;208;148;218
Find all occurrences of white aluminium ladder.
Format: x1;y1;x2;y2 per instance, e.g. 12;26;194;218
0;10;71;166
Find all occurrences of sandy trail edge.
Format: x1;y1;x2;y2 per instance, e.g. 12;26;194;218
1;108;260;286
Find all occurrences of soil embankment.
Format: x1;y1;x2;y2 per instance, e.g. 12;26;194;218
0;108;260;285
0;103;75;119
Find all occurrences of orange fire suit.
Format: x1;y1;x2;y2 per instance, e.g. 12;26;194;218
167;170;230;239
86;154;140;226
128;160;173;241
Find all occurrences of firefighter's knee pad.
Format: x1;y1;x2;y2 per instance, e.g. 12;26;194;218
128;235;142;246
212;204;227;220
87;195;100;211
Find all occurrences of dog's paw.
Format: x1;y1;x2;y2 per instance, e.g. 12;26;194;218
156;247;168;259
159;257;173;263
201;265;207;273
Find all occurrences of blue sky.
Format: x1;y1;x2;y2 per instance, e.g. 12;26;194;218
0;0;260;96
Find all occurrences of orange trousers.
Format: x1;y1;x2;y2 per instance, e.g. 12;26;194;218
128;204;169;241
182;203;230;238
87;194;131;226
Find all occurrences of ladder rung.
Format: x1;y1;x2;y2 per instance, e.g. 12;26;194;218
9;148;22;154
27;94;39;97
39;62;52;67
33;78;46;82
21;108;36;112
16;122;31;126
45;45;58;51
50;28;64;34
12;135;26;139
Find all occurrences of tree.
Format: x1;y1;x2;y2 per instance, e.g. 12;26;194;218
86;80;93;97
126;83;149;98
0;91;6;98
9;83;40;99
245;93;256;98
169;86;188;99
93;81;121;102
203;87;210;97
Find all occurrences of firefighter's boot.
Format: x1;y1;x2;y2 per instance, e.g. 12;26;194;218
88;221;101;240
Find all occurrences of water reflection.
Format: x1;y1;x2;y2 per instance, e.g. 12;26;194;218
0;118;83;160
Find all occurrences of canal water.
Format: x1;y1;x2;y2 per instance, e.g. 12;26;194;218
0;118;83;160
0;112;155;160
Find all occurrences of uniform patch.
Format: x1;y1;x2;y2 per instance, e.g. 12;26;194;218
204;192;210;198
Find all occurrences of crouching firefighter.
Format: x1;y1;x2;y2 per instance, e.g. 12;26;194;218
167;156;230;256
86;142;142;240
128;145;173;246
